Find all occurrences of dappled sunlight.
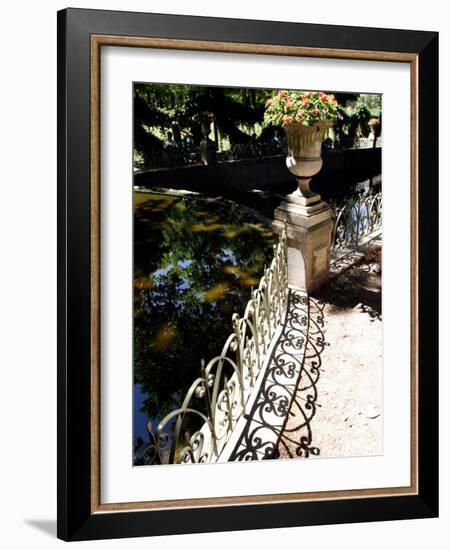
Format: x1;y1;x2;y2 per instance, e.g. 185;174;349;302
153;324;177;353
223;227;247;239
202;281;230;301
133;277;154;290
238;272;260;288
314;261;381;321
190;223;224;233
134;192;177;212
222;264;262;287
222;265;240;276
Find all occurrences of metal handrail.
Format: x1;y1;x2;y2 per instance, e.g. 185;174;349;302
331;192;382;251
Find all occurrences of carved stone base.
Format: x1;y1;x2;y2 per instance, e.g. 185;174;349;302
273;196;332;292
289;186;321;206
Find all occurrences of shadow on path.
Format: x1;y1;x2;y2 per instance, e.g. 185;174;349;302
276;296;326;458
228;290;326;461
315;262;381;321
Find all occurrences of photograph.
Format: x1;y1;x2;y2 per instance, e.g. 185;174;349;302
0;0;444;544
52;6;439;542
132;83;383;466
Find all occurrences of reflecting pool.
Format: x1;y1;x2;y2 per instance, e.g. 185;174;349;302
133;191;275;463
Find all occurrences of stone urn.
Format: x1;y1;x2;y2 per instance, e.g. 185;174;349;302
283;121;333;205
273;120;334;292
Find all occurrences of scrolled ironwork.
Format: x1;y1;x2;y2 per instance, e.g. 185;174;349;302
141;226;289;465
331;192;382;251
228;290;325;462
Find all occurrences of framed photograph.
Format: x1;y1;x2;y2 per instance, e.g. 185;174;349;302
57;8;438;541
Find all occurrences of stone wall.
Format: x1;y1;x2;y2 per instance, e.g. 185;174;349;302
134;147;382;198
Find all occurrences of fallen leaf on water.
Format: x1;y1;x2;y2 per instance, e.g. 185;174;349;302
239;273;260;287
222;265;240;276
223;227;246;239
202;282;230;301
190;223;223;233
134;278;154;290
153;324;177;353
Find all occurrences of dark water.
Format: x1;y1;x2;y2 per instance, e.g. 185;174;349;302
133;192;275;461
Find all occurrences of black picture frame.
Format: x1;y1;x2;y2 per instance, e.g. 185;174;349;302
57;7;438;541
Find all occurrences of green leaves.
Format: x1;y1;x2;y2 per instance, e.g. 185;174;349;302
264;90;340;128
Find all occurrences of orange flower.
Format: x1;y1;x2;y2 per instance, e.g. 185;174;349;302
283;115;293;124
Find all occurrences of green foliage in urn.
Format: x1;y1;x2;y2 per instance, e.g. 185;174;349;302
264;90;339;127
340;104;373;139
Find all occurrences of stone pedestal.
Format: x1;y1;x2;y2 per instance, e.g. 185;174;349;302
273;193;332;292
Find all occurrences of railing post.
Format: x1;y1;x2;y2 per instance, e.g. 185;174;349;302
273;199;332;292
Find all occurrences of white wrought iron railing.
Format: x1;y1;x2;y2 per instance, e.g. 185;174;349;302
138;226;288;465
331;192;382;251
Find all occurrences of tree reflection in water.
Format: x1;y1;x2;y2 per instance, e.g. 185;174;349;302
133;192;275;461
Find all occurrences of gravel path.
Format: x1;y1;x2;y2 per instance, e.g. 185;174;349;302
278;259;382;459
